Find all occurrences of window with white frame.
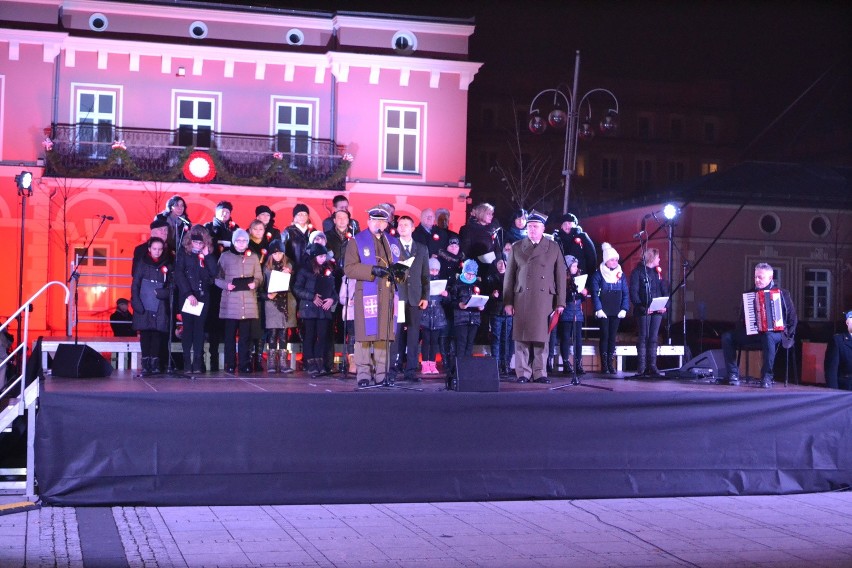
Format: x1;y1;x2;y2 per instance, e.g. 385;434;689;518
76;90;116;158
275;102;312;166
803;268;830;320
176;96;215;147
383;106;420;174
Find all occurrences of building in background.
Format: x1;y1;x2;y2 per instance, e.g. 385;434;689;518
0;0;481;336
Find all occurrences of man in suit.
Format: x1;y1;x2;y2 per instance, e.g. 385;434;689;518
503;210;566;383
412;208;447;258
393;215;430;381
825;310;852;390
344;206;401;387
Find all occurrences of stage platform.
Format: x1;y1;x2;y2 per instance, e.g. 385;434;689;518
34;367;851;507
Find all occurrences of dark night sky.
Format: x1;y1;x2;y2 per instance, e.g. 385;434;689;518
183;0;849;153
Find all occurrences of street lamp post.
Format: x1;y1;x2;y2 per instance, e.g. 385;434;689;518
528;50;620;214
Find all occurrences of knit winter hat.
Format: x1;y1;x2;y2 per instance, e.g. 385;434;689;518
267;239;283;255
601;242;619;263
306;243;328;257
462;259;478;275
428;258;441;271
232;228;249;242
564;255;578;267
293;203;309;217
308;230;326;244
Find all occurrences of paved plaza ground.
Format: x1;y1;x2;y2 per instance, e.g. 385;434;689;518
2;492;851;567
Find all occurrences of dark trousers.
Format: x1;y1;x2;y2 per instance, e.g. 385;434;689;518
454;324;478;358
303;318;330;364
597;315;621;355
636;313;663;357
421;328;443;361
140;330;163;359
394;305;423;372
224;319;253;369
721;328;782;379
489;315;513;364
558;318;583;364
181;303;208;369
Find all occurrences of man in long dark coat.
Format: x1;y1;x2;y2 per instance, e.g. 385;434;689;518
344;206;400;387
503;211;566;384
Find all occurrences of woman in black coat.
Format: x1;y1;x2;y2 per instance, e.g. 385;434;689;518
175;225;217;373
292;244;337;375
630;247;669;376
131;237;172;376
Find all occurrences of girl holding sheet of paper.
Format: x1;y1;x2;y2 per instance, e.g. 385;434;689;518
175;225;217;374
263;239;296;374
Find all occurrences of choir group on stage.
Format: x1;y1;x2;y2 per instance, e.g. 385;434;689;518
126;194;818;390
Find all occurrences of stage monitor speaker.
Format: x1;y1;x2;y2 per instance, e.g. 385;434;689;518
53;343;113;378
665;349;724;379
454;356;499;392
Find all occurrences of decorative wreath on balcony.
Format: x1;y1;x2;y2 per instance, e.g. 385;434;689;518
43;145;353;190
183;151;217;183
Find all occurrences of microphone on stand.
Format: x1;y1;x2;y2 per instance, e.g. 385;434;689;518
177;216;191;225
632;230;646;239
99;215;114;220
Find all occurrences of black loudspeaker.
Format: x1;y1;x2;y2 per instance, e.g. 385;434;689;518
665;349;725;379
53;344;113;378
454;356;499;392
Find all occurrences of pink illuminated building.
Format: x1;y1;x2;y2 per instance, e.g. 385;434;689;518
0;0;481;335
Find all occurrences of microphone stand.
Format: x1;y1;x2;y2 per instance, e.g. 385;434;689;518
163;219;191;379
70;216;110;345
552;282;613;392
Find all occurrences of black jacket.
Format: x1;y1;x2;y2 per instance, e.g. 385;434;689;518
175;248;217;303
629;262;670;314
131;253;172;333
293;265;337;320
555;227;597;274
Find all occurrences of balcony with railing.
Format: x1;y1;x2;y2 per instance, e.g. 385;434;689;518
42;124;350;190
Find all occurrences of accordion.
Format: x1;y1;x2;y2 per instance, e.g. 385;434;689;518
742;289;785;335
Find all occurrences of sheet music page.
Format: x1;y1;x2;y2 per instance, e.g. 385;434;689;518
181;298;204;316
463;294;489;309
648;296;669;312
574;274;588;290
267;270;291;293
429;279;447;296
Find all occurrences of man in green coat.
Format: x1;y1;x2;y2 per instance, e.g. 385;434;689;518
503;211;566;384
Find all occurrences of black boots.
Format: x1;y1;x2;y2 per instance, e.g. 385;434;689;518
141;356;160;377
600;353;616;374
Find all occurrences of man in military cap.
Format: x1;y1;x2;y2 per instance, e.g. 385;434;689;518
504;210;566;384
344;205;401;387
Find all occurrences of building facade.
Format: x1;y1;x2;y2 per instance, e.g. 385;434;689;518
0;0;481;335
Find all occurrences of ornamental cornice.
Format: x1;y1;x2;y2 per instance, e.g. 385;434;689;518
62;0;335;30
328;51;481;90
332;14;474;37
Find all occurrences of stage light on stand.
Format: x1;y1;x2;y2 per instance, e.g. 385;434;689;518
15;171;33;191
662;203;680;221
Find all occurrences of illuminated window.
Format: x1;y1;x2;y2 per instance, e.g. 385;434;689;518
275;102;312;166
176;96;215;147
700;162;718;175
384;106;421;173
804;268;830;320
74;247;108;267
75;89;116;158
